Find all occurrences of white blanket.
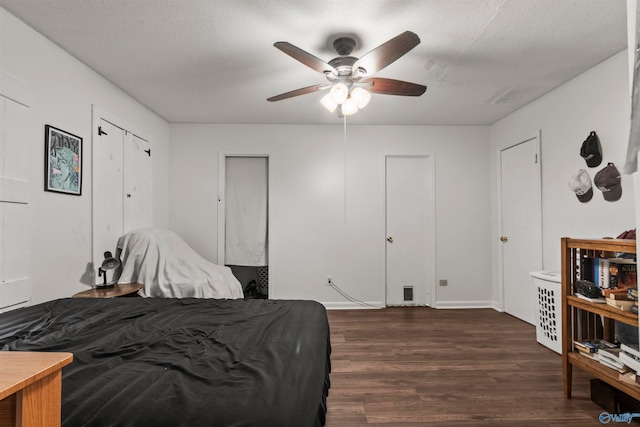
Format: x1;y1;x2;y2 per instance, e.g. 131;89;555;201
115;228;244;299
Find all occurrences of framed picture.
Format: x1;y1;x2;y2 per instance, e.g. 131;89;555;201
44;125;82;195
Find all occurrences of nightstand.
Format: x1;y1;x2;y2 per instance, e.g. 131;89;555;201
72;283;144;298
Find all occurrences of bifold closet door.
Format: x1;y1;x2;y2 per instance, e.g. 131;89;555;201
0;83;31;312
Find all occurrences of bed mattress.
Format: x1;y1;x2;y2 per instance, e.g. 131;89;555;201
0;298;331;426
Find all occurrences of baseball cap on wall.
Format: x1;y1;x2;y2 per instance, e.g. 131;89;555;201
568;169;593;203
594;162;622;202
580;131;602;168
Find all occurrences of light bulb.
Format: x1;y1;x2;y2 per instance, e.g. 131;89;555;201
329;83;349;104
351;87;371;109
341;97;359;116
320;93;337;113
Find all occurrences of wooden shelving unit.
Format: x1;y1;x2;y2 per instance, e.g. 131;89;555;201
561;237;639;400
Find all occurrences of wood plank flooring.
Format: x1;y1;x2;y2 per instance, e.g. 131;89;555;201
324;307;610;426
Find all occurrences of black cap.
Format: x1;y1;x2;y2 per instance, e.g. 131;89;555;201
594;162;622;202
580;131;602;168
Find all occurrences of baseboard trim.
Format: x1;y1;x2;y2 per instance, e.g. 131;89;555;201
322;301;503;311
322;301;383;310
432;300;497;310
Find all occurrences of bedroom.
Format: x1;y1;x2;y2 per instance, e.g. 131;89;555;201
0;0;637;425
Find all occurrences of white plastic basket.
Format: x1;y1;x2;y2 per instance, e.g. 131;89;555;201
532;271;562;354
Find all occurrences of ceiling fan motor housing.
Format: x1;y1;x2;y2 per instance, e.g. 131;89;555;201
333;37;356;56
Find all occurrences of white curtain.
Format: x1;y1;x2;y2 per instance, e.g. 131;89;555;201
225;157;268;266
624;0;640;174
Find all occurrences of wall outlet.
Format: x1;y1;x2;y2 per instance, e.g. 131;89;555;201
439;279;448;286
326;275;333;286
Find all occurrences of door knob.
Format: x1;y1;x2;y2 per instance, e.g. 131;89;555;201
387;236;394;243
500;236;508;242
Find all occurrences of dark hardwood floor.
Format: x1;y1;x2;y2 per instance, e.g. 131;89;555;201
325;307;609;426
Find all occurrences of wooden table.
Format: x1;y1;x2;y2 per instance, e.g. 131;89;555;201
72;283;144;298
0;352;73;427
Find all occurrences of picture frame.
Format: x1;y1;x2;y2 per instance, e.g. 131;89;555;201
44;125;82;195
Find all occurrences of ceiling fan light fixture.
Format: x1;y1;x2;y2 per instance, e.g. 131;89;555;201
329;83;349;104
351;87;371;109
320;93;338;113
341;97;359;116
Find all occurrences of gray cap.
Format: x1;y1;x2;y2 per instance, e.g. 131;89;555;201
594;162;622;201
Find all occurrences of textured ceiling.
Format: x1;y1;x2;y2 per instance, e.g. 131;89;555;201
0;0;628;125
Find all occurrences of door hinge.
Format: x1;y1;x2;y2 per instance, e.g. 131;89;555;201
98;126;108;136
144;149;151;157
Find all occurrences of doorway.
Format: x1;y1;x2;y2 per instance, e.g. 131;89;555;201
385;155;435;306
218;155;269;298
499;134;542;324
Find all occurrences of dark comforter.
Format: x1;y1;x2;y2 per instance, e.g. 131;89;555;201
0;298;331;427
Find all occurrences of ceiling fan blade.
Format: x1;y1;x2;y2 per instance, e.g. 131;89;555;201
352;31;421;76
274;42;338;76
267;84;330;102
363;78;427;96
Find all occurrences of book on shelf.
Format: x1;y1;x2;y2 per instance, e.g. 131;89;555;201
621;343;640;360
603;288;631;299
606;296;636;311
617;262;638;289
597;348;628;372
598;258;612;289
599;357;629;373
619;352;640;373
577;254;593;282
574;339;617;353
575;292;606;303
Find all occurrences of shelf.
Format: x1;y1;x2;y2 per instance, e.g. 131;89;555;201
561;237;639;401
568;352;640;401
564;238;637;253
567;295;638;326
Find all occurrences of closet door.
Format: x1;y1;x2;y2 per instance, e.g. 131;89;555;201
92;119;124;280
0;74;31;312
92;110;152;283
123;132;152;232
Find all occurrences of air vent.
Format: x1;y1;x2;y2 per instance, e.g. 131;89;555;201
403;286;414;302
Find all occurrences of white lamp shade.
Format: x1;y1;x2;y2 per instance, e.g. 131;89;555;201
351;87;371;109
320;93;338;113
329;83;349;104
341;97;359;116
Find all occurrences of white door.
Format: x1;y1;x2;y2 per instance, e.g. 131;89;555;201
123;132;152;232
92;113;152;285
385;156;431;306
93;119;124;280
500;136;542;324
0;81;31;312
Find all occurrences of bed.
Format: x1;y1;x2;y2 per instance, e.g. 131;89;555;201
0;297;331;426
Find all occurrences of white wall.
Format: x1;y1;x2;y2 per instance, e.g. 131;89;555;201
170;124;493;307
5;3;628;309
0;8;171;303
490;50;634;304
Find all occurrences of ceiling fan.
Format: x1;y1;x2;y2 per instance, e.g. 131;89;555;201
267;31;427;116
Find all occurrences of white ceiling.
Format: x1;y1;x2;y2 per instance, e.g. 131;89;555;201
0;0;628;126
